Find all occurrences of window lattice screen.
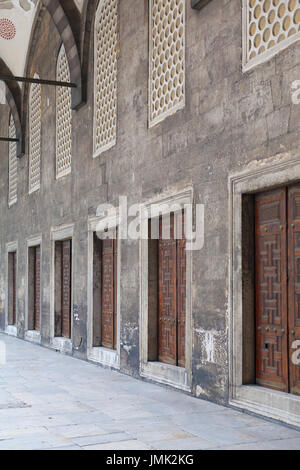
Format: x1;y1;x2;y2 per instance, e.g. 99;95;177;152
8;117;17;206
56;45;72;178
94;0;118;157
149;0;185;127
244;0;300;69
29;74;41;193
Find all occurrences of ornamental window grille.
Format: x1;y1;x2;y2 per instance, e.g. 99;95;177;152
56;44;72;178
29;73;41;193
93;0;118;157
149;0;185;127
8;115;17;207
243;0;300;70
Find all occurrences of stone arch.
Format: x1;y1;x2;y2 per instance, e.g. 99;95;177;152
21;0;83;155
41;0;82;108
80;0;100;103
0;59;22;157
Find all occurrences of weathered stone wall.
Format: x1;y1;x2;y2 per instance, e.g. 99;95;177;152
1;0;300;405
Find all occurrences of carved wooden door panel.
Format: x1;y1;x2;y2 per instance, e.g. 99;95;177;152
113;234;118;350
101;238;114;349
255;188;289;392
288;185;300;396
158;214;177;365
34;246;41;331
12;252;16;326
61;240;72;339
177;212;186;368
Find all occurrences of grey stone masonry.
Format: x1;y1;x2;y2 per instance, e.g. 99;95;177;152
0;0;300;426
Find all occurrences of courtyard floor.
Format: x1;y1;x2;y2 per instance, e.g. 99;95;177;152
0;333;299;450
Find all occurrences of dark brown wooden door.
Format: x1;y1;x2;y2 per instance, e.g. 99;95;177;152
9;251;17;326
158;214;177;365
101;235;118;350
177;215;186;368
61;240;72;338
255;188;289;392
288;185;300;396
34;246;41;331
113;235;118;350
158;213;186;367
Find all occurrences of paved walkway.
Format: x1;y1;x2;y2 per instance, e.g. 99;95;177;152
0;334;299;450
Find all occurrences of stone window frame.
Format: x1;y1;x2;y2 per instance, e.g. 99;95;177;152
93;0;118;159
25;234;42;345
5;241;18;337
229;153;300;427
87;210;121;370
148;0;186;128
139;186;193;392
50;224;74;354
28;73;41;195
242;0;300;72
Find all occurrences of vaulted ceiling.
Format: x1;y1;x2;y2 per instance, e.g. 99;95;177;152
0;0;85;151
0;0;84;78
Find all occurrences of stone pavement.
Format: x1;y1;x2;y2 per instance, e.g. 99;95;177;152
0;333;299;450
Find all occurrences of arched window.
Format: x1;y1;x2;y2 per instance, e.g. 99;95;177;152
29;73;41;193
149;0;185;127
8;114;17;207
56;44;72;178
93;0;118;158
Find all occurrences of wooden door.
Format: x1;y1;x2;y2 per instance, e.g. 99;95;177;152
113;235;118;349
34;246;41;331
288;185;300;396
255;188;289;392
8;251;17;326
12;252;16;325
101;236;118;350
158;214;177;365
177;213;186;368
158;213;186;367
61;240;72;338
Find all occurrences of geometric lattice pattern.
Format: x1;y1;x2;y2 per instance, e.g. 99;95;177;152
101;236;118;350
149;0;185;127
159;236;177;365
8;116;17;207
29;74;41;193
245;0;300;69
257;235;284;379
295;232;300;322
94;0;118;157
56;44;72;178
287;187;300;396
255;189;289;392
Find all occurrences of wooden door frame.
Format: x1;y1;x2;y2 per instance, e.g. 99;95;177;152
229;152;300;427
254;188;289;392
139;186;193;392
50;224;74;354
287;185;300;396
5;241;18;337
25;234;42;344
87;211;121;370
